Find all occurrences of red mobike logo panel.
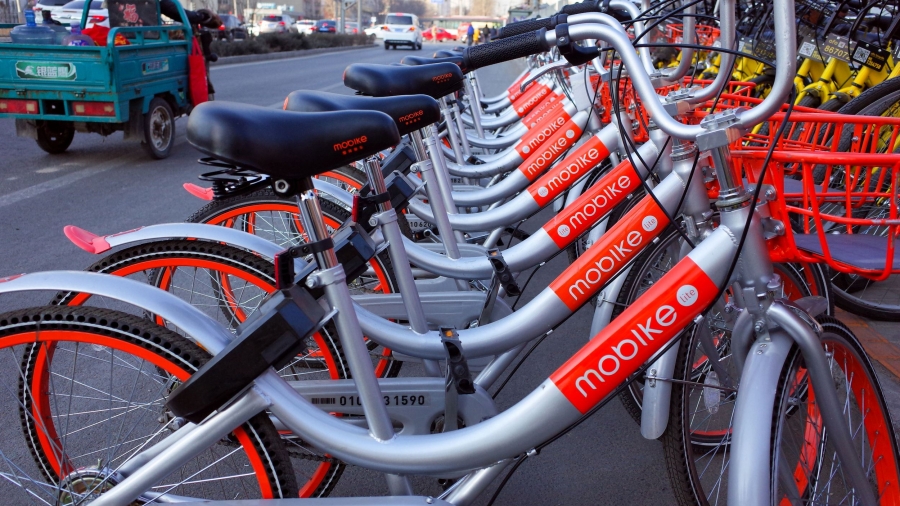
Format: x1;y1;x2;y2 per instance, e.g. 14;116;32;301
507;76;533;101
550;257;719;413
542;158;643;248
526;100;569;131
511;84;551;118
514;111;570;159
522;93;566;127
516;120;584;181
549;196;670;311
527;135;611;208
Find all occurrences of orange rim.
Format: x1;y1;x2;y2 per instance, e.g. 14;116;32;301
318;171;364;191
827;342;900;503
779;339;899;503
64;255;343;495
202;203;396;373
21;330;274;498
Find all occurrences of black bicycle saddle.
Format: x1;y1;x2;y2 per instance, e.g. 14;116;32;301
187;101;400;180
283;91;440;136
401;55;465;70
343;62;464;99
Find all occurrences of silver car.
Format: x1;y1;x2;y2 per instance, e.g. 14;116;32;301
257;14;292;34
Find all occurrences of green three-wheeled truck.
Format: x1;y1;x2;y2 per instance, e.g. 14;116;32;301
0;0;205;159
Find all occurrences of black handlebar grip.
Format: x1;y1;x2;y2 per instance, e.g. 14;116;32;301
497;16;555;39
462;29;550;71
561;0;602;15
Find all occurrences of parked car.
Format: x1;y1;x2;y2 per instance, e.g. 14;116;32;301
314;19;337;33
379;12;422;50
33;0;73;21
364;21;382;37
344;21;358;34
53;0;107;28
423;26;456;42
257;14;293;34
294;19;316;34
216;14;246;41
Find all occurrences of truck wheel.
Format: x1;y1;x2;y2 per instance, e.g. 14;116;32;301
384;42;390;49
35;121;75;155
142;97;175;159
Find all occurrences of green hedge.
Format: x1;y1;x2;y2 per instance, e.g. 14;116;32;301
211;33;374;57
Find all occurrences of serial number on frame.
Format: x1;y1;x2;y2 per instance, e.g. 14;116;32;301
312;395;430;407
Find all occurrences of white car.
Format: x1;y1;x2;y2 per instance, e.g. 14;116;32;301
33;0;72;21
379;12;422;50
257;14;293;34
294;19;315;34
53;0;107;28
364;24;381;37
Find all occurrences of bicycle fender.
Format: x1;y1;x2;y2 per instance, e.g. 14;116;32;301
0;271;233;355
729;329;792;506
64;223;284;259
639;341;680;439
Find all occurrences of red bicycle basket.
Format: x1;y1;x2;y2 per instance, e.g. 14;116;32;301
734;113;900;280
664;23;722;46
598;79;758;141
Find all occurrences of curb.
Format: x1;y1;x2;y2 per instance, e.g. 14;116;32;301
211;43;377;66
837;308;900;380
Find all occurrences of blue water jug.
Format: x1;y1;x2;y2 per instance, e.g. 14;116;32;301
11;11;56;45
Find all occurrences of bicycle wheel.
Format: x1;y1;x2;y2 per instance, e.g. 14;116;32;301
188;196;405;372
2;306;298;503
772;316;900;504
661;311;891;506
188;188;413;246
614;228;832;428
823;77;900;320
795;92;822;109
50;240;399;496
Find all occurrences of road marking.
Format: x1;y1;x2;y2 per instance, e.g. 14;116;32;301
2;47;379;208
0;136;186;209
266;81;348;108
209;46;378;71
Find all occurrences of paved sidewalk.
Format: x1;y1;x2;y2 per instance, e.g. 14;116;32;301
837;309;900;433
840;309;900;378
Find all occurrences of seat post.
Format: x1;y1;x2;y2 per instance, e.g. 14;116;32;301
422;125;461;222
294;176;413;496
295;178;339;270
412;129;466;254
440;96;471;165
464;75;486;138
361;156;443;377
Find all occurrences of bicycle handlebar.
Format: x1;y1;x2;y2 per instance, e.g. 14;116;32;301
496;0;609;39
497;15;561;39
462;29;551;70
465;0;795;140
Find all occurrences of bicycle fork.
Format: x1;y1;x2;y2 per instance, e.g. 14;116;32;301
700;138;879;506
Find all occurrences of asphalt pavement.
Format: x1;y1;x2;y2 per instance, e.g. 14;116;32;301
0;42;898;505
